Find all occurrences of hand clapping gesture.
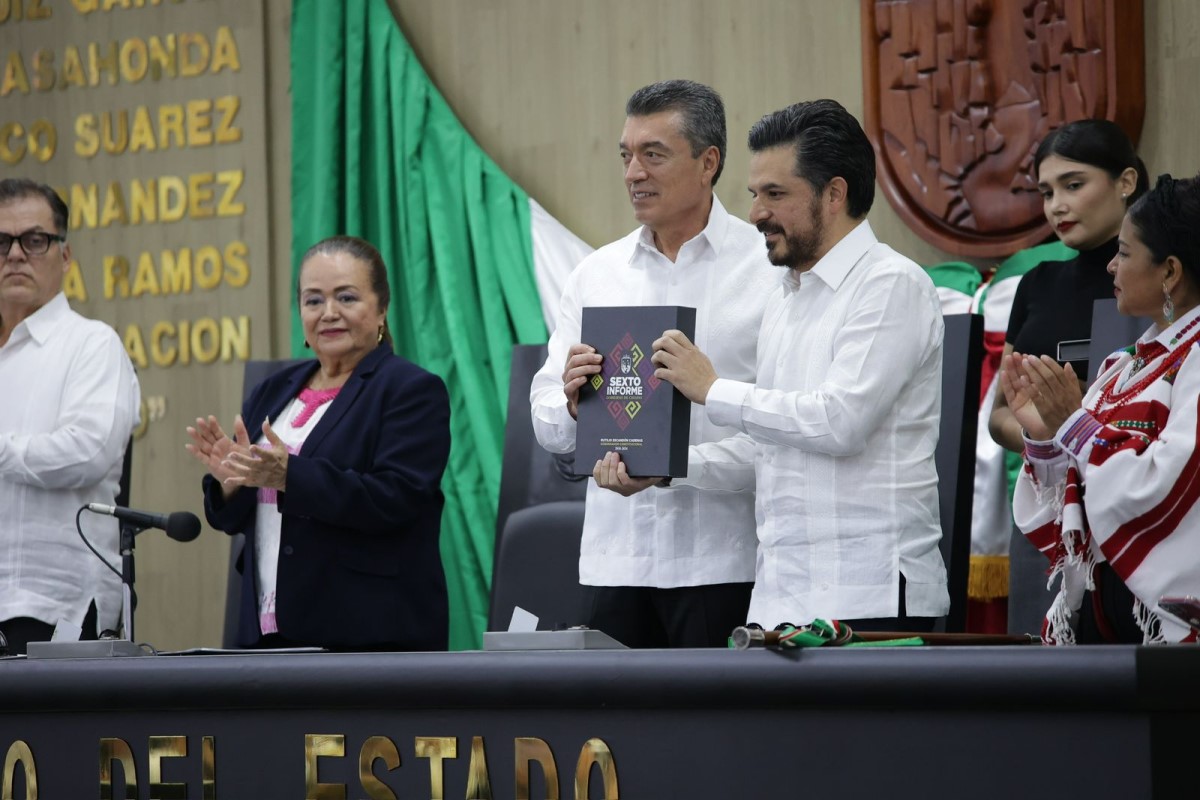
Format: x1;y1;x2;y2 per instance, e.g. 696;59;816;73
998;352;1084;442
222;418;290;492
186;414;252;498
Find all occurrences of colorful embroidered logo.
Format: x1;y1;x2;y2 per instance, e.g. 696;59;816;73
598;333;662;430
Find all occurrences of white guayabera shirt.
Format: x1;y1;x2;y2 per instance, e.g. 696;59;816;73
530;196;778;588
685;221;951;627
0;292;140;633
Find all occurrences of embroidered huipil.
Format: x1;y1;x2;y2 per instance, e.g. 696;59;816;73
253;387;339;634
530;196;777;588
0;293;140;631
1014;305;1200;643
684;221;949;627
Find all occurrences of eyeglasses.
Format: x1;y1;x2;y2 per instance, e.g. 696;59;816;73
0;230;66;256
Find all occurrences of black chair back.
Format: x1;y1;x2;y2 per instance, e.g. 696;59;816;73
936;314;984;633
488;500;591;631
1088;299;1151;382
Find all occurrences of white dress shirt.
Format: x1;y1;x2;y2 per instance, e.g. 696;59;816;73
530;195;776;587
687;221;949;625
0;293;140;632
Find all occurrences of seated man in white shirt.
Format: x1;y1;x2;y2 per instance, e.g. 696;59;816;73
596;100;949;632
530;80;777;647
0;179;140;655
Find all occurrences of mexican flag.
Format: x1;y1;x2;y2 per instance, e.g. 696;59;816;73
290;0;591;649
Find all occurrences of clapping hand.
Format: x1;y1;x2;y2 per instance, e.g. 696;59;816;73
186;414;252;498
222;418;290;492
998;353;1083;441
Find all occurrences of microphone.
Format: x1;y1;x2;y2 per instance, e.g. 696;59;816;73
85;504;202;542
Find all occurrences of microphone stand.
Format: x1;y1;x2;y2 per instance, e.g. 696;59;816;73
119;520;140;643
26;518;150;659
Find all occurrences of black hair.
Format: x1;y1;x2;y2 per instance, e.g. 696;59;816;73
1127;173;1200;289
0;178;69;234
1034;119;1150;203
747;99;876;219
299;235;393;346
626;79;727;186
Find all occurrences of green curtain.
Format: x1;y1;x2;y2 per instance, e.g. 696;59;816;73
290;0;548;649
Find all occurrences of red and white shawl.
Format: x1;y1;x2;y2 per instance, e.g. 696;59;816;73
1013;306;1200;644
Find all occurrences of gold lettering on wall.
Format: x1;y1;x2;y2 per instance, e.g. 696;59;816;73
98;737;137;800
62;171;245;230
0;26;240;97
573;738;618;800
515;738;559;800
414;737;456;800
358;736;400;800
0;118;55;164
74;99;242;158
303;734;346;800
100;241;251;299
63;259;87;301
122;315;249;369
71;0;184;15
0;0;53;24
2;740;38;800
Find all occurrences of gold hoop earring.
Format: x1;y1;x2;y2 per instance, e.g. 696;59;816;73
377;325;385;345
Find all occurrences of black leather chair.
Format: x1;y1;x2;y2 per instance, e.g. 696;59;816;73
221;358;310;648
488;500;592;631
935;313;984;633
1088;299;1151;382
488;345;589;631
494;345;587;541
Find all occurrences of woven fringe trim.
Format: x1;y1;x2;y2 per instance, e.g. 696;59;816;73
968;555;1010;601
1044;589;1076;645
1134;598;1165;644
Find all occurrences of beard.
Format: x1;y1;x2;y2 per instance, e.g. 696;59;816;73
758;198;824;269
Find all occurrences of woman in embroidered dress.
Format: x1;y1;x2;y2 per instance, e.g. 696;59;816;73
186;236;451;650
1001;173;1200;644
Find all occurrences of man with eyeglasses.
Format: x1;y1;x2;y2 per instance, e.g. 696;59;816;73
0;178;140;655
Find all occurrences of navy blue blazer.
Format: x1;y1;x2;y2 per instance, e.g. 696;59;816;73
203;345;451;650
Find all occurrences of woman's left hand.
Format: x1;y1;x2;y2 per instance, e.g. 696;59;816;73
1018;354;1085;434
222;418;289;491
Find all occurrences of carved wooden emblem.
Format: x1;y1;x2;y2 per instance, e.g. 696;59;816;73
862;0;1145;257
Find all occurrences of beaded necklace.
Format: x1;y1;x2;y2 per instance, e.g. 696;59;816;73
1091;314;1200;419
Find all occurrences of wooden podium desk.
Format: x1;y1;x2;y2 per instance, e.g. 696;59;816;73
0;645;1195;799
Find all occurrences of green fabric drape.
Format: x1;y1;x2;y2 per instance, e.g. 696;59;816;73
291;0;548;649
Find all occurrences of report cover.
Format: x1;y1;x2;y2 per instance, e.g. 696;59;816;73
574;306;696;478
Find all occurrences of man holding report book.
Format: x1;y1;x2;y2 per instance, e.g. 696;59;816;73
530;79;775;648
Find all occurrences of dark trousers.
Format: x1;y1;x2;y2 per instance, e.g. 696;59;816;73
0;602;99;656
586;582;753;648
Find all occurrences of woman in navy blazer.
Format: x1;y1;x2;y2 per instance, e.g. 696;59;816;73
186;236;450;650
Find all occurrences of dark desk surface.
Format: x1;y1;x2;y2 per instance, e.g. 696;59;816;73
1;646;1195;799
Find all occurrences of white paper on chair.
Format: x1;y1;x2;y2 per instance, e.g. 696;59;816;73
507;606;539;632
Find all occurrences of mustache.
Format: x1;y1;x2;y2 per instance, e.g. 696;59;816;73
757;222;784;236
